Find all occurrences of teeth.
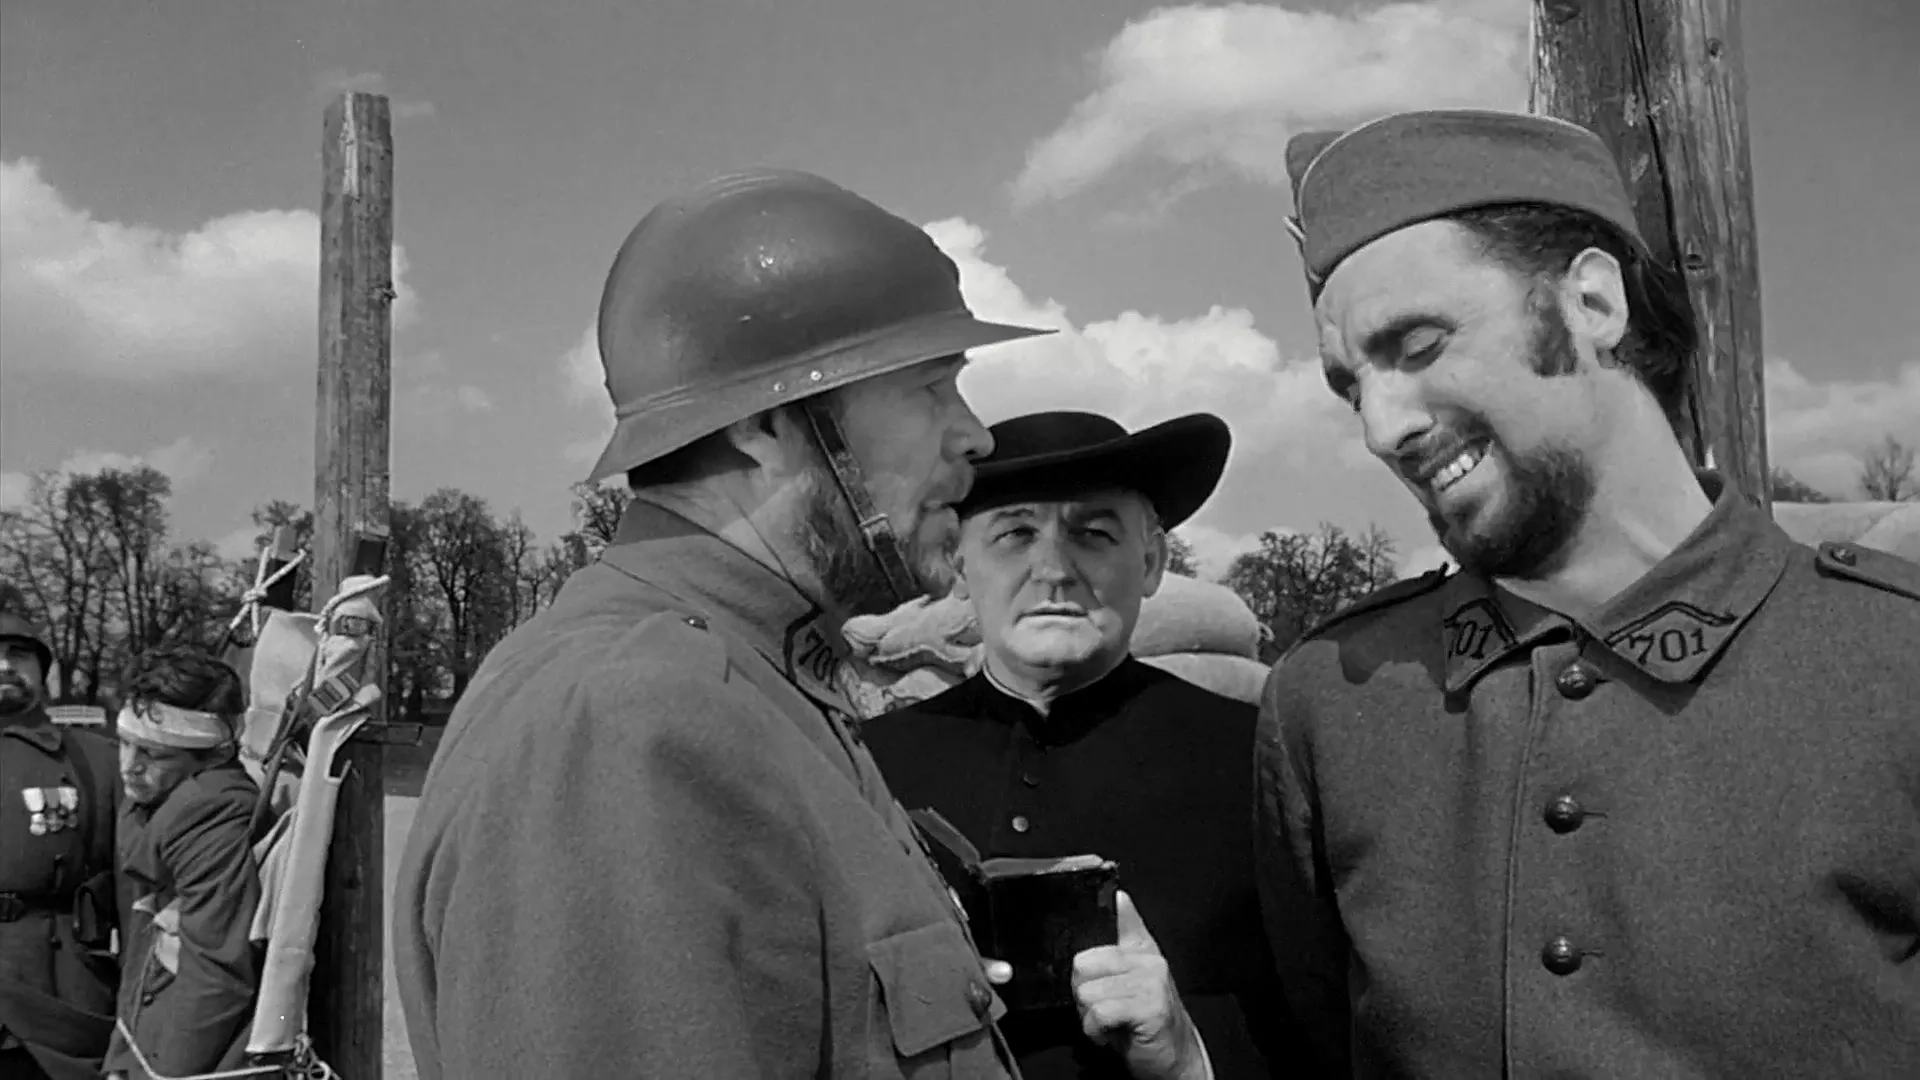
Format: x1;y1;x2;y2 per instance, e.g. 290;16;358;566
1431;448;1484;492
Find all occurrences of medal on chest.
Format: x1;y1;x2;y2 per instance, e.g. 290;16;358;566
21;785;80;835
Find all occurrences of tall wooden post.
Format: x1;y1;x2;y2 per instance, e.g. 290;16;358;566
1530;0;1771;514
309;91;393;1078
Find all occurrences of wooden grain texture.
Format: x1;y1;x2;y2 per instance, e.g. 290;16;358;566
1531;0;1771;514
309;91;393;1079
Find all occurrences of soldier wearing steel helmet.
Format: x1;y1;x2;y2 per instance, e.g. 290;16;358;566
0;585;120;1080
393;171;1051;1078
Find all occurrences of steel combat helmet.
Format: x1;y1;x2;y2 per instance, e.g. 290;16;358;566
587;169;1051;600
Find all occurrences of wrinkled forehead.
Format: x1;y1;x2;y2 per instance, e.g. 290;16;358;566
963;488;1152;530
1313;219;1510;362
117;736;197;763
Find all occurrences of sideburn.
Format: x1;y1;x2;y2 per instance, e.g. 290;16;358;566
1525;285;1580;378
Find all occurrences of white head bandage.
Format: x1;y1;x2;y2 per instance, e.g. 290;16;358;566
117;701;236;751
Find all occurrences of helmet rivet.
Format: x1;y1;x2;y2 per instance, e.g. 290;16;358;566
809;370;824;382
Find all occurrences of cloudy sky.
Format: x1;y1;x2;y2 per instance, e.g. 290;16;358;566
3;0;1915;577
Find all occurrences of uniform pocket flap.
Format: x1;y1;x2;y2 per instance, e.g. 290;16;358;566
866;920;994;1058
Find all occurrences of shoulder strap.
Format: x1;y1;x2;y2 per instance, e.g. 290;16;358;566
1814;541;1920;602
1298;567;1452;644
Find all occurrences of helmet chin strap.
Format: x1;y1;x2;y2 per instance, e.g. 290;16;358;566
800;397;920;607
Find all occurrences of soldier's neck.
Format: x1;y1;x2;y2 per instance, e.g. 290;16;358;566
982;649;1125;716
634;486;849;627
1498;435;1712;618
0;702;48;729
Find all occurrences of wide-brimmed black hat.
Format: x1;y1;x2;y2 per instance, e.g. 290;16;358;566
957;411;1231;529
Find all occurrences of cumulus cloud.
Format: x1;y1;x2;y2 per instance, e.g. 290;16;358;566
0;158;418;380
1765;358;1920;498
455;385;495;413
544;215;1916;571
558;325;615;466
0;472;29;510
1013;0;1529;205
0;436;214;510
317;70;437;120
931;217;1388;564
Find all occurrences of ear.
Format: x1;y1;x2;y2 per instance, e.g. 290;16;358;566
1140;526;1169;600
1563;247;1629;355
722;408;807;479
947;520;978;601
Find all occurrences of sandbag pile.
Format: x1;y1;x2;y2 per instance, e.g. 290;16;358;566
1773;501;1920;563
838;573;1273;719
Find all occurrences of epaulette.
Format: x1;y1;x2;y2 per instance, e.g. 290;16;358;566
1813;541;1920;602
1298;566;1453;643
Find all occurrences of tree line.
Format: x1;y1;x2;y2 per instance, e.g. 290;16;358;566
3;434;1908;710
0;468;628;713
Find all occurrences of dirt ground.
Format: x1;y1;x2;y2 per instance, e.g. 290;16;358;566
381;742;432;1080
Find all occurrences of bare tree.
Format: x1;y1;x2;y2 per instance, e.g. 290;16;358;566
1221;522;1400;660
1769;467;1831;504
0;467;234;701
569;482;630;556
1165;532;1200;577
412;489;515;699
1858;435;1917;502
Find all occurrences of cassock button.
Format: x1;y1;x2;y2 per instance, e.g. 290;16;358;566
1010;815;1031;834
967;979;993;1018
1544;794;1585;834
1542;936;1583;976
1555;664;1597;700
1021;772;1040;788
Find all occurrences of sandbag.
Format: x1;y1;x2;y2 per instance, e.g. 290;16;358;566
1139;652;1272;706
1131;573;1263;659
1773;501;1920;562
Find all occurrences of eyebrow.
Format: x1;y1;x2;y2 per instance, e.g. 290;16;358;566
985;505;1126;526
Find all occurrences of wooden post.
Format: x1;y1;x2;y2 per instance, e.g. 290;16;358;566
261;525;302;612
1530;0;1771;513
309;90;393;1078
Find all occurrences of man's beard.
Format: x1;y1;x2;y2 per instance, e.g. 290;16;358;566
796;467;951;616
1430;301;1595;580
1429;437;1592;580
0;677;40;718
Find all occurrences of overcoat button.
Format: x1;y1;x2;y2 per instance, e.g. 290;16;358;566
1011;815;1031;834
1542;936;1582;975
1555;664;1596;700
967;980;993;1017
683;615;707;630
1544;794;1585;833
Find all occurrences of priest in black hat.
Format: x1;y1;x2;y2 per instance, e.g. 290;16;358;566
863;411;1307;1079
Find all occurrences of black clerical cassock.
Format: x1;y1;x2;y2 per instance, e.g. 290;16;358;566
863;656;1309;1079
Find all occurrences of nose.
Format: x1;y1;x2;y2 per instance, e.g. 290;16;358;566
948;395;994;463
1357;372;1433;461
1027;529;1078;587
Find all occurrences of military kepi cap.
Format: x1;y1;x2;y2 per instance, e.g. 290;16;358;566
1283;109;1645;296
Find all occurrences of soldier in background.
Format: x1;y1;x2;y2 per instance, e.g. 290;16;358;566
0;585;119;1080
102;646;267;1080
865;410;1304;1079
